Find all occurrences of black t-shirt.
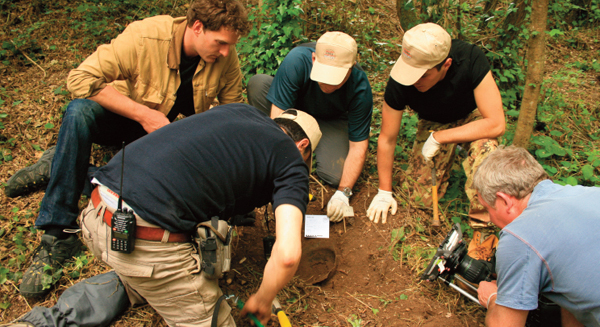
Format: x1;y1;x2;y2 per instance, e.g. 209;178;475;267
167;50;201;121
94;103;309;232
384;39;490;123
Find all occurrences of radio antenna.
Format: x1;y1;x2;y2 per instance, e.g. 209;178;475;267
118;141;125;211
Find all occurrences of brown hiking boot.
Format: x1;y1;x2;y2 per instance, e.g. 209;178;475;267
456;231;498;296
467;230;498;261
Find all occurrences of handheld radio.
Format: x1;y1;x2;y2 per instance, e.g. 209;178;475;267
111;142;136;253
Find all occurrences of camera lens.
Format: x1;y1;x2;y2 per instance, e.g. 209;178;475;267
456;255;492;283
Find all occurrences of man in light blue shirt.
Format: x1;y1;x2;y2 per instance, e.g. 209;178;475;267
472;145;600;327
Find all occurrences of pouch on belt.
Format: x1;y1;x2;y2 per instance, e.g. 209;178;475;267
195;216;232;280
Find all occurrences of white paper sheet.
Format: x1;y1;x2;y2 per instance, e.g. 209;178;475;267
304;215;330;238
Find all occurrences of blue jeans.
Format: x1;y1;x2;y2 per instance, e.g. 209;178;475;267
36;99;147;230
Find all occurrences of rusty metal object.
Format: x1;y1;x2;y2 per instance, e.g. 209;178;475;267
296;238;338;284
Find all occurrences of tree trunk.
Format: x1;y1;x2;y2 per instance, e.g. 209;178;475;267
512;0;549;147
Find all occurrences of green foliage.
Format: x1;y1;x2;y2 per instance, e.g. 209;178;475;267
302;0;399;73
389;227;406;257
237;0;305;85
530;62;600;187
532;135;567;158
347;314;363;327
0;266;8;285
1;0;186;67
548;0;600;29
68;254;90;279
1;21;46;65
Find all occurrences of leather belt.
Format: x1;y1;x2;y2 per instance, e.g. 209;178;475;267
91;187;191;243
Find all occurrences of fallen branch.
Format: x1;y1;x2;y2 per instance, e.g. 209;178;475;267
10;40;47;78
346;292;373;310
310;174;327;209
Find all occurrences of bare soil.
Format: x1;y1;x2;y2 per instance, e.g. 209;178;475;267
2;0;598;326
218;183;485;326
0;183;486;327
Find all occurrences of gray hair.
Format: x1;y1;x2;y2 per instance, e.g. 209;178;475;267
473;145;548;207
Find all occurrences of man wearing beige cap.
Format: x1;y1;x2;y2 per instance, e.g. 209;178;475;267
367;23;505;225
75;103;319;327
247;32;373;223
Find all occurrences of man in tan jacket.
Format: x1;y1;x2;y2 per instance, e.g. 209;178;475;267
14;0;249;298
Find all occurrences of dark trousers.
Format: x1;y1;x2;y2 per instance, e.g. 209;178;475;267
36;99;147;229
247;74;349;187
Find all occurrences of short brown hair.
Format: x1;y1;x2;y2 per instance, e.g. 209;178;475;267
187;0;250;36
473;145;548;207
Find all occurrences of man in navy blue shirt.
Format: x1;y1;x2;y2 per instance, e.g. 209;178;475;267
82;104;321;327
247;32;373;223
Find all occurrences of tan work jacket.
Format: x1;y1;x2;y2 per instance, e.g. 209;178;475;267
67;15;243;116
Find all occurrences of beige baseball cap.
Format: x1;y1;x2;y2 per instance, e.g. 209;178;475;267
310;32;357;85
390;23;451;86
277;109;322;170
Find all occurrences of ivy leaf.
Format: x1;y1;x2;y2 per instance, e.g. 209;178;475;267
543;165;557;175
549;144;566;156
506;109;519;117
582;165;594;181
535;149;552;158
547;29;564;37
565;176;578;186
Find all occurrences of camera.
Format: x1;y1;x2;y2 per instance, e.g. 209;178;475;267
421;223;494;285
421;223;560;327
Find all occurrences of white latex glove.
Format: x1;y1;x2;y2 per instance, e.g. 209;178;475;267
327;190;349;223
422;132;441;162
366;189;397;224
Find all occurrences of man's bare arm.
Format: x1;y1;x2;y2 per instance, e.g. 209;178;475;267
241;204;303;325
432;71;505;144
486;303;528;327
337;139;368;190
561;308;584;327
478;281;528;327
376;101;404;192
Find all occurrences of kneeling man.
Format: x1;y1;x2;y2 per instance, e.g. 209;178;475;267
473;146;600;327
81;103;321;326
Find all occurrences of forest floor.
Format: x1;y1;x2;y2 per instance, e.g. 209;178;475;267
1;0;599;326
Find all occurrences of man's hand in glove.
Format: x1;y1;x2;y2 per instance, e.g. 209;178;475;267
422;132;441;162
327;190;349;222
367;189;397;224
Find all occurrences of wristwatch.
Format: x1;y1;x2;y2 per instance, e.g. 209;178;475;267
341;187;353;198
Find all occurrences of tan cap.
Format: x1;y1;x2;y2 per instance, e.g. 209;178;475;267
310;32;357;85
277;109;322;171
390;23;451;86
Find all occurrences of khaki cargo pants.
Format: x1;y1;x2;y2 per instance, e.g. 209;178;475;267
79;195;235;327
399;109;498;224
